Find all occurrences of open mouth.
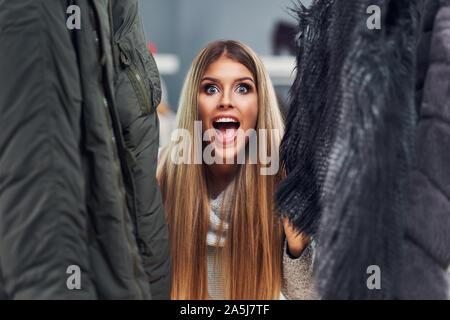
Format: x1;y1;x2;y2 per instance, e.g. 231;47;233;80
212;116;240;145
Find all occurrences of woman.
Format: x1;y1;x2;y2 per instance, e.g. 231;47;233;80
157;40;317;300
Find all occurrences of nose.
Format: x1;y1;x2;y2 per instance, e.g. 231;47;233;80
219;89;233;109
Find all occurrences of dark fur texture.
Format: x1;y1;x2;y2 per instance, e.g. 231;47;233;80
277;0;420;298
316;0;419;299
276;0;336;236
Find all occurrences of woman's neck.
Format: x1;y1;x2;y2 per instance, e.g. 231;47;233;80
205;163;239;199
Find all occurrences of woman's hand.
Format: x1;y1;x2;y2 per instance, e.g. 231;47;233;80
282;217;310;258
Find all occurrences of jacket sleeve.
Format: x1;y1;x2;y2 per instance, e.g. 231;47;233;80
0;0;96;299
111;0;172;300
399;1;450;299
133;113;172;300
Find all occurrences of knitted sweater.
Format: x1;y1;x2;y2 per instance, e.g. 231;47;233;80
207;190;318;300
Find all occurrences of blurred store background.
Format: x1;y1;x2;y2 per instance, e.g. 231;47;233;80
138;0;312;146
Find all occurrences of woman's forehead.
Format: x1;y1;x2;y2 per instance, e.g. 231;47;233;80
203;57;254;81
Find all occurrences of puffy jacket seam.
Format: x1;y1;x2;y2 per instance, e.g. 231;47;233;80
404;232;448;269
149;272;169;285
134;135;156;160
417;168;450;202
420;111;450;126
427;59;450;68
137;193;163;219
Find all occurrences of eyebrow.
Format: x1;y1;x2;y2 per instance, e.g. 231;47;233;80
201;77;255;84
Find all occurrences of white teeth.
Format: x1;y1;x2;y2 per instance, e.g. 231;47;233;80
215;117;237;123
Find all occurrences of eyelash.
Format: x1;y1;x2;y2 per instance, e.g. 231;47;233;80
203;83;252;95
237;83;252;94
204;84;219;95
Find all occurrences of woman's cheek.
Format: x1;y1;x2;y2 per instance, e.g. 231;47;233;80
197;97;211;128
244;100;259;130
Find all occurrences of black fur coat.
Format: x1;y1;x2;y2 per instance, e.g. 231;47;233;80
276;0;440;299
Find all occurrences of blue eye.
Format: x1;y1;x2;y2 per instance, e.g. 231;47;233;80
205;84;219;94
236;84;251;94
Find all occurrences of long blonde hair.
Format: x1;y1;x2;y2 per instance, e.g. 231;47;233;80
157;40;285;299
